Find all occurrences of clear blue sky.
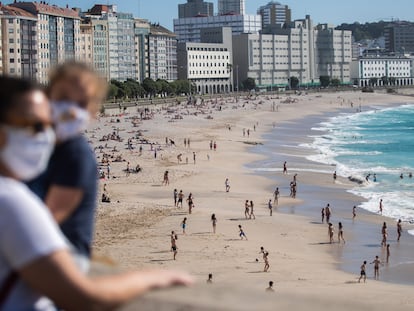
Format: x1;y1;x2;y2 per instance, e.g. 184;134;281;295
9;0;414;30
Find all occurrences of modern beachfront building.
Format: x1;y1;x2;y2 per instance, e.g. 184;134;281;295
0;4;37;80
134;18;150;82
177;27;233;94
233;16;352;89
385;21;414;54
174;14;261;43
178;0;214;18
351;56;414;87
147;24;177;82
9;1;80;84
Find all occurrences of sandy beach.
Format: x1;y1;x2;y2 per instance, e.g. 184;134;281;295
89;90;414;310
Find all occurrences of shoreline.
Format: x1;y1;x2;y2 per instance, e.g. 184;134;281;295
247;101;414;285
91;91;414;310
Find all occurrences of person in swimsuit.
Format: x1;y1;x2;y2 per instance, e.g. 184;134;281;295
353;206;357;219
244;200;250;219
250;200;256;220
397;219;402;242
333;171;337;183
386;244;390;263
338;222;345;243
187;193;194;214
263;252;270;272
321;208;325;223
325;204;331;223
211;214;217;234
283;161;287;174
239;225;247;240
379;199;383;215
181;217;187;235
268;199;273;216
173;189;178;207
328;223;334;244
178;190;184;208
358;261;367;283
225;178;230;192
171;231;178;260
163;170;169;186
370;256;382;280
381;222;387;247
260;247;266;261
273;187;280;205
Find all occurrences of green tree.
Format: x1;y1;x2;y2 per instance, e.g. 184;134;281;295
242;77;256;91
107;83;119;99
319;75;331;87
289;76;299;89
142;78;157;97
331;78;341;87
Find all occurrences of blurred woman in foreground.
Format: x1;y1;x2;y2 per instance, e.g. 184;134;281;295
0;76;192;311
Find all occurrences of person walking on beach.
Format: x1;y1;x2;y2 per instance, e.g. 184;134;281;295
163;170;169;186
283;161;288;174
250;200;256;220
370;256;382;280
225;178;231;192
210;140;213;150
325;204;331;223
178;190;184;208
379;199;383;215
274;187;280;205
181;217;187;235
321;208;325;223
353;206;357;219
333;171;337;183
239;225;248;240
171;231;178;260
184;138;187;148
193;152;196;165
358;261;367;283
211;214;217;234
268;199;273;216
187;138;191;148
386;244;391;263
260;247;267;261
244;200;250;219
213;141;217;151
187;193;194;214
173;189;178;207
397;219;402;242
338;222;345;243
263;252;270;272
328;223;335;244
381;222;388;247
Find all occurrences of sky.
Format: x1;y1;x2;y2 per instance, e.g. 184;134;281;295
11;0;414;30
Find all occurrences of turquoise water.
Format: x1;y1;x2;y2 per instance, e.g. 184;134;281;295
306;105;414;225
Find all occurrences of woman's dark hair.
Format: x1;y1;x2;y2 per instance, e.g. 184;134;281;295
0;76;41;123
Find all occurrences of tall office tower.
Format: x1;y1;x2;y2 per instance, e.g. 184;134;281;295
385;22;414;53
218;0;245;15
179;0;214;18
258;1;291;30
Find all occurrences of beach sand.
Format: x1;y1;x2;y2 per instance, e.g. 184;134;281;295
90;90;414;310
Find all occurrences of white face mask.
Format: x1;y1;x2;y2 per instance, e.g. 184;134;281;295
1;126;56;181
52;102;90;142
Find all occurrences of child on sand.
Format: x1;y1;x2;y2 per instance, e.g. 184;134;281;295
181;217;187;234
358;261;367;283
211;214;217;234
239;225;248;240
328;223;334;244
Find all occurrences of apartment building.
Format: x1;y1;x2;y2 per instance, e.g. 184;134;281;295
385;22;414;54
148;24;177;81
79;21;93;65
134;18;150;82
0;4;37;79
218;0;245;15
178;27;233;94
258;1;291;30
179;0;214;18
10;1;80;84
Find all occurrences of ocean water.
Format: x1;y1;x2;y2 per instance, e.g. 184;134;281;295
303;104;414;224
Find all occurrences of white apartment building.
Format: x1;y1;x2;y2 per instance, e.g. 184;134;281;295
11;1;81;84
178;27;233;94
134;18;150;82
351;56;414;87
0;5;37;79
218;0;245;15
174;14;261;43
79;22;93;65
148;24;177;81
